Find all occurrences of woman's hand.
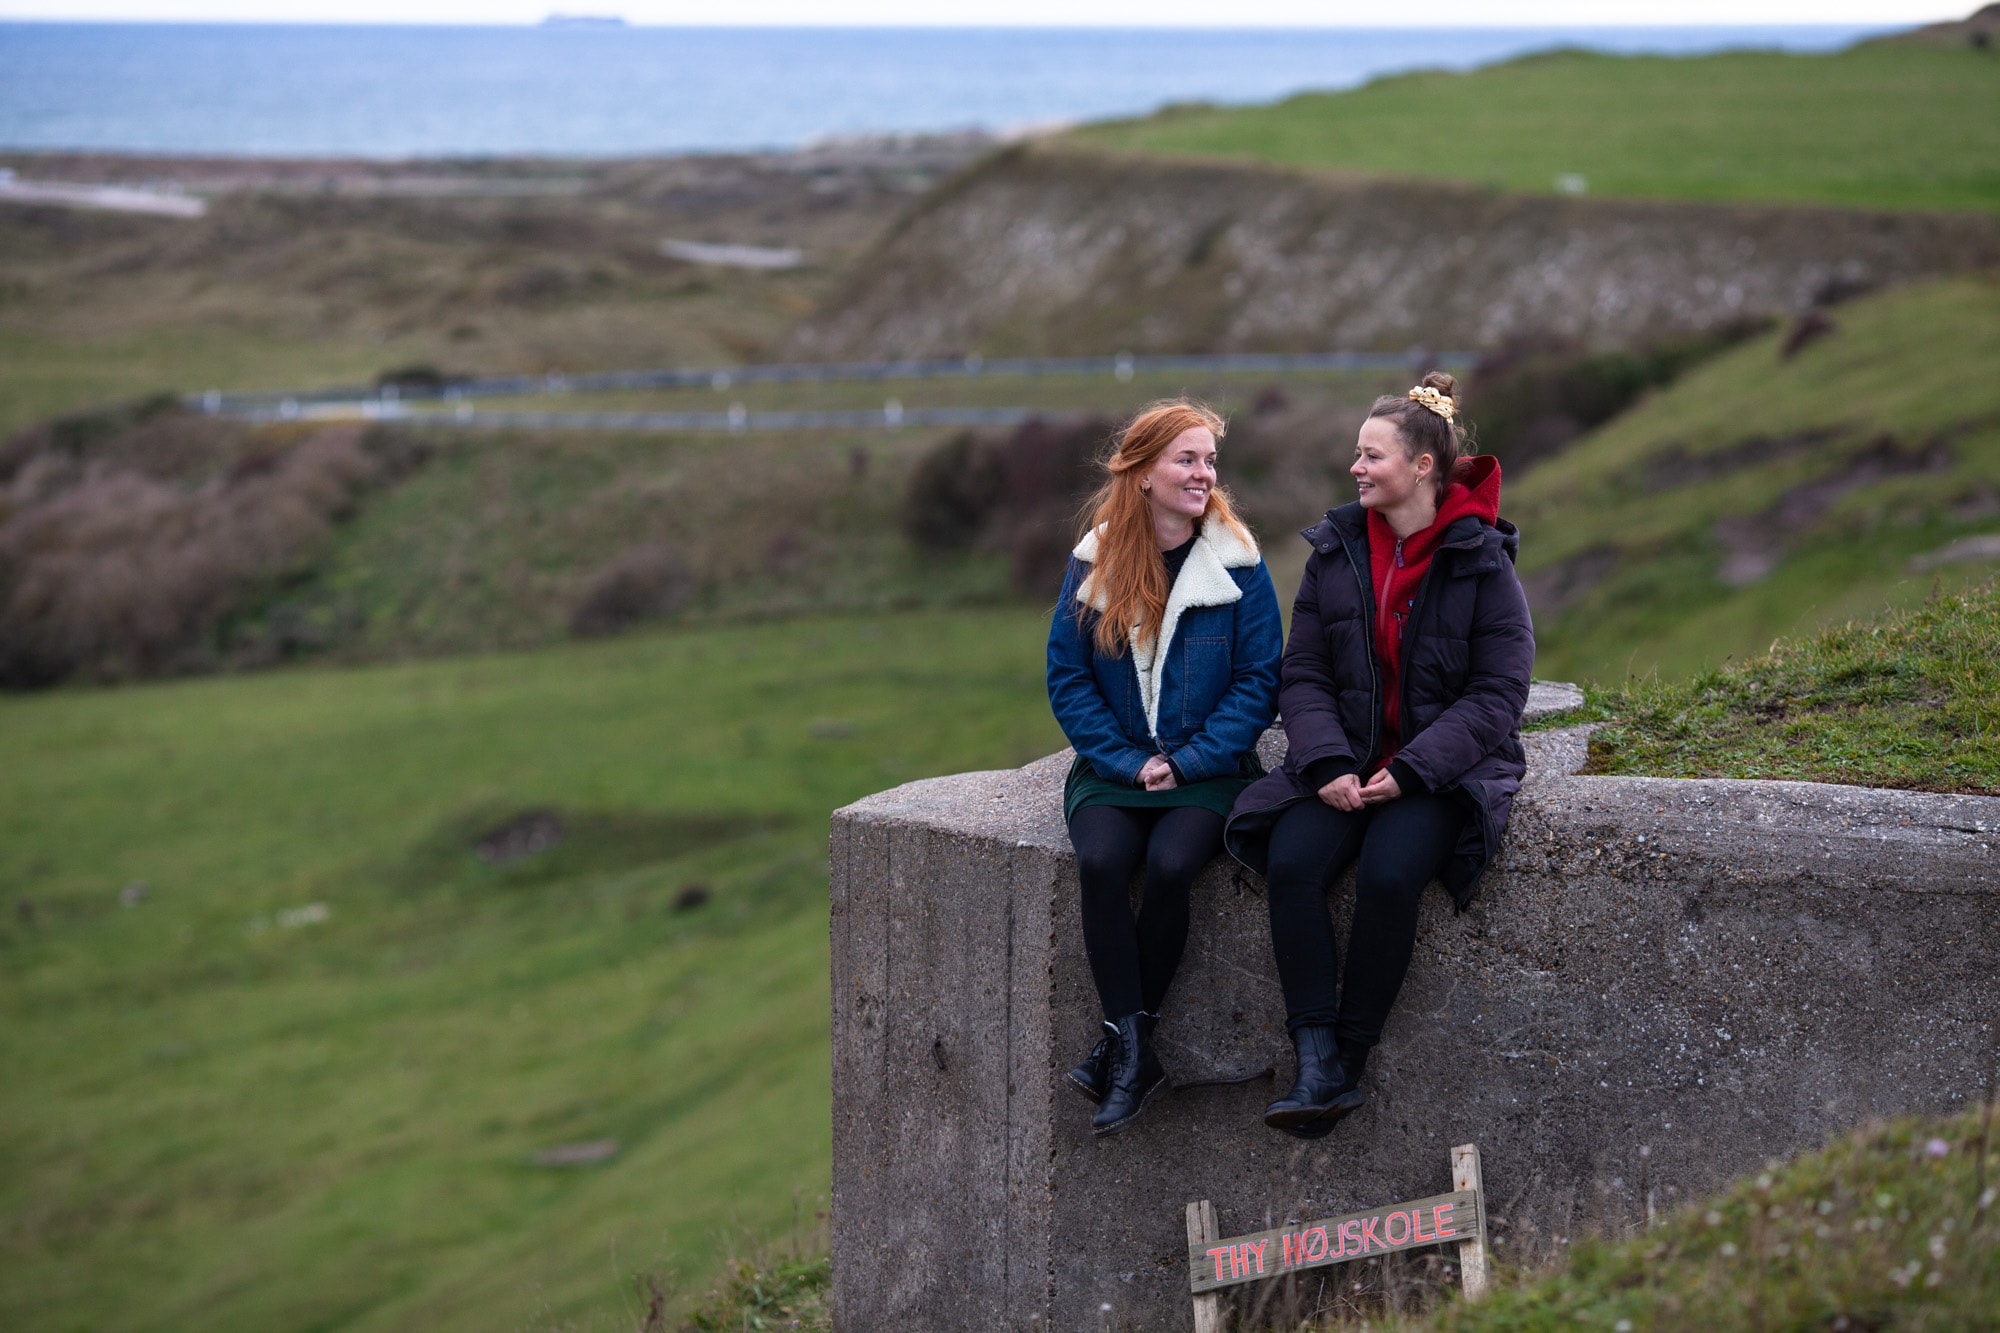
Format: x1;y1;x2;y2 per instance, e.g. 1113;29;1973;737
1137;755;1178;791
1317;773;1365;811
1359;768;1403;805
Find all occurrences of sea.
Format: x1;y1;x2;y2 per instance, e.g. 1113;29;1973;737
0;22;1890;159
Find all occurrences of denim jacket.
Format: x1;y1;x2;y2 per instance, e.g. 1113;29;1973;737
1046;519;1282;787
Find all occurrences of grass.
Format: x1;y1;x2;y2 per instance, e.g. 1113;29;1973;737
1071;43;2000;213
674;1254;829;1332
1414;1105;2000;1332
0;325;443;441
0;606;1065;1332
1507;273;2000;685
1572;582;2000;794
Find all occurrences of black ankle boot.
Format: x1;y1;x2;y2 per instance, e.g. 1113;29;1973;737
1091;1013;1166;1136
1064;1023;1115;1104
1264;1025;1364;1139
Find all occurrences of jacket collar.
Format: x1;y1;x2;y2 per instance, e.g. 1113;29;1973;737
1073;519;1260;739
1304;502;1517;572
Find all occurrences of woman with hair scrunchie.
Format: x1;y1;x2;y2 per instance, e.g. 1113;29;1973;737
1226;372;1534;1139
1047;399;1282;1136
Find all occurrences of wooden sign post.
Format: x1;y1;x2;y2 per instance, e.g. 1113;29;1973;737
1184;1142;1489;1326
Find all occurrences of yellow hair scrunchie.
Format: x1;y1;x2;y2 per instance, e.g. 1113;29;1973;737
1407;385;1456;421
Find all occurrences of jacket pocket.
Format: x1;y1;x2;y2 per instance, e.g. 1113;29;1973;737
1179;636;1231;733
1412;635;1471;701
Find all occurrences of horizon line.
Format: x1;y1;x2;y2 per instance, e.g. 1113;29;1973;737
0;15;1926;29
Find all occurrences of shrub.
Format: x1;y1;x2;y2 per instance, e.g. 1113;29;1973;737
901;416;1111;595
900;431;1003;551
0;407;409;687
570;543;695;637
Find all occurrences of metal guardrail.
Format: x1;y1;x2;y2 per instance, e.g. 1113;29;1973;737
189;349;1477;426
218;401;1040;433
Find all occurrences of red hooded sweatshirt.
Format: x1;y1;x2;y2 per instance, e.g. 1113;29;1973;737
1368;454;1503;771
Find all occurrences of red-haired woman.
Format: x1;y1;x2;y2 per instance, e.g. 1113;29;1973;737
1046;399;1283;1136
1227;373;1534;1140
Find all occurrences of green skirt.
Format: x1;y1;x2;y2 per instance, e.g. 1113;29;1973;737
1063;751;1266;825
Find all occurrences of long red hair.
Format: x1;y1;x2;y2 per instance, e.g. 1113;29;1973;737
1079;398;1253;658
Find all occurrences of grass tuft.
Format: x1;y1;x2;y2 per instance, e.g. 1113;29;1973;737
1573;582;1999;794
1414;1105;2000;1332
675;1255;830;1332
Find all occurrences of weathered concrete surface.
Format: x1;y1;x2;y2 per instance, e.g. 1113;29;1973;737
828;690;1999;1331
793;145;2000;360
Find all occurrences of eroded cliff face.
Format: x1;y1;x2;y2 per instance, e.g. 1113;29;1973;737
791;145;2000;358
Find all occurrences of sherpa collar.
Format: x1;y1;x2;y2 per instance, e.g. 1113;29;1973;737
1073;520;1260;739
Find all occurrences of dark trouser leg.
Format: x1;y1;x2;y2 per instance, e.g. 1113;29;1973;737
1262;798;1368;1032
1333;792;1465;1059
1067;804;1153;1020
1134;806;1224;1014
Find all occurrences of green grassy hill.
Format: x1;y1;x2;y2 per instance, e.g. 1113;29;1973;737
1072;43;2000;212
0;608;1063;1331
1512;273;2000;684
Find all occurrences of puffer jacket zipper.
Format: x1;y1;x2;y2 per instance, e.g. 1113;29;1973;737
1338;526;1381;770
1393;526;1488;759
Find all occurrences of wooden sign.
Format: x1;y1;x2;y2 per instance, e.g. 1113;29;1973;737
1184;1143;1490;1331
1187;1188;1477;1292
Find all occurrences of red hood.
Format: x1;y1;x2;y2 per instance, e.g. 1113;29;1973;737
1440;454;1503;529
1368;454;1503;563
1363;453;1504;768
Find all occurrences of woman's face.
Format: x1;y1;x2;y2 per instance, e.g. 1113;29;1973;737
1351;417;1431;510
1143;426;1218;522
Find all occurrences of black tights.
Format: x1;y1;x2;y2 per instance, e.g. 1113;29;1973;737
1263;793;1464;1060
1067;804;1223;1021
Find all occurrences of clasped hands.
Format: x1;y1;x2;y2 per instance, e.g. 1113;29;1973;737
1317;768;1402;811
1136;755;1178;791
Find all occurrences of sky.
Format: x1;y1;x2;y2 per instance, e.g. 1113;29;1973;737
0;1;1967;25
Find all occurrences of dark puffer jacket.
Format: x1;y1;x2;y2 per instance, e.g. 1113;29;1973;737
1224;500;1535;907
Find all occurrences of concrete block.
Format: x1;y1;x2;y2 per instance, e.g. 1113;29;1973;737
828;705;1999;1330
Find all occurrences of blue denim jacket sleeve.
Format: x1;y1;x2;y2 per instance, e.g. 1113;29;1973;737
1163;559;1283;784
1046;556;1153;786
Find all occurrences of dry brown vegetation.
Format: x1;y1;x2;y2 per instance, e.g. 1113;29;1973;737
0;402;418;685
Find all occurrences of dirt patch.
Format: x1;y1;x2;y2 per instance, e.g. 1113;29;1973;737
1640;429;1841;494
403;805;770;893
1711;434;1953;586
475;810;567;865
1520;546;1622;620
531;1139;619;1167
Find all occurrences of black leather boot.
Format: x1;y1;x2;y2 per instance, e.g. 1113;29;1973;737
1091;1013;1166;1136
1264;1025;1364;1139
1064;1023;1115;1104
